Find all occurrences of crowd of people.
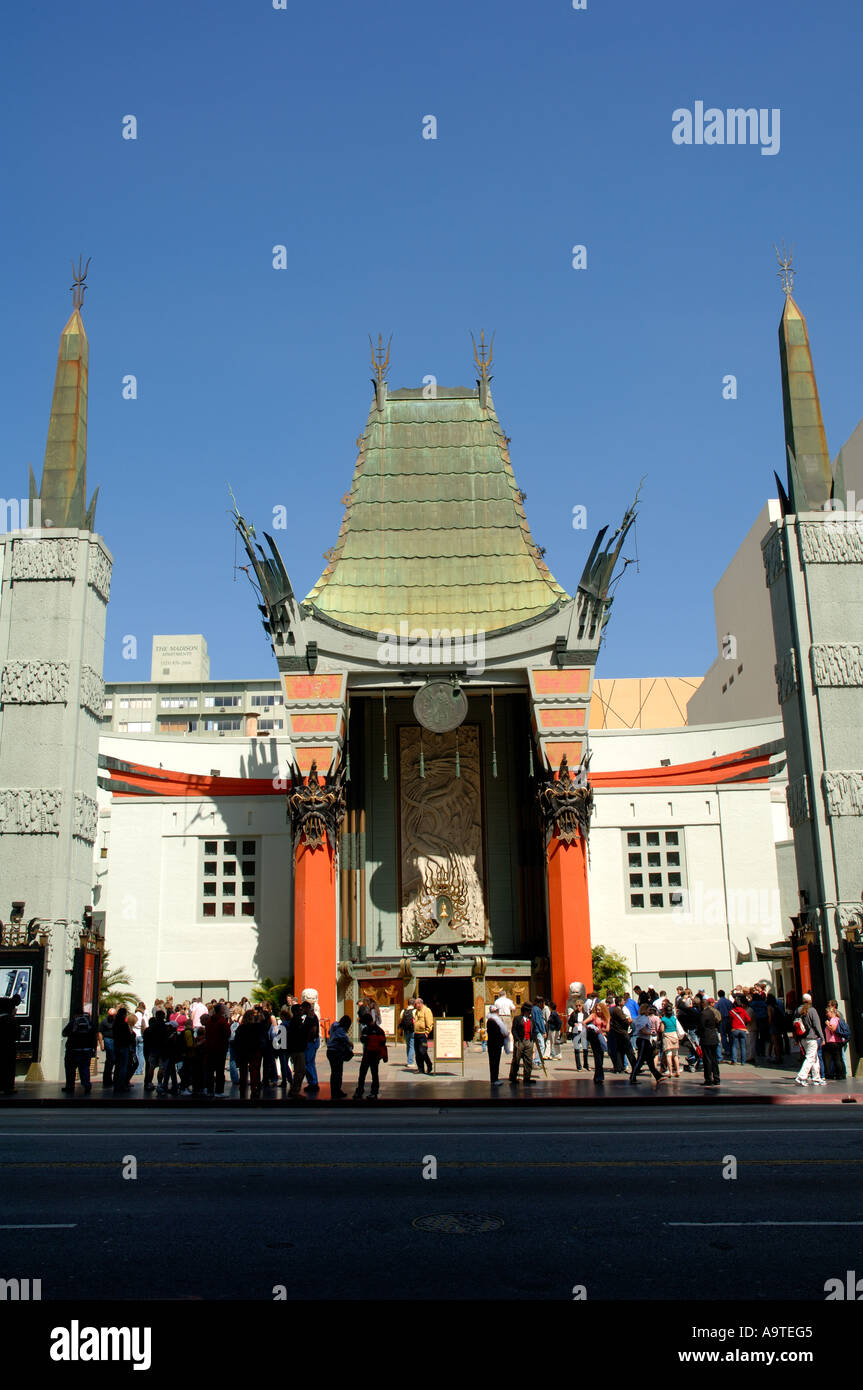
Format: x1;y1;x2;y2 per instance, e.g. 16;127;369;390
3;977;851;1099
479;982;851;1089
61;993;326;1098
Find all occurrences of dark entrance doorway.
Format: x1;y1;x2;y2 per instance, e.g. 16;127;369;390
420;977;475;1041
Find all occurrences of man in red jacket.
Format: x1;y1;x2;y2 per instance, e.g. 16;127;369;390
203;1003;231;1096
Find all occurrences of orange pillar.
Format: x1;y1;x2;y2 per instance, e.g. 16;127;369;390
546;830;593;1013
293;835;337;1024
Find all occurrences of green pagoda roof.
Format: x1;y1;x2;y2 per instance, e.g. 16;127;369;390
305;385;569;634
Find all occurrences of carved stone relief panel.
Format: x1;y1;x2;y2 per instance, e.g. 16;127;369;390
11;538;77;581
799;522;863;564
774;649;798;704
73;791;98;843
79;666;106;717
810;644;863;687
399;724;486;944
87;543;113;602
822;772;863;818
1;660;70;704
0;788;62;833
762;530;785;586
786;776;811;828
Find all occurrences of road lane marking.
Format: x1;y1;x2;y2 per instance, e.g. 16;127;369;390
667;1221;863;1227
0;1223;77;1229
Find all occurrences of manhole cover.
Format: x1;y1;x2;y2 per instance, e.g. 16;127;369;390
412;1214;504;1234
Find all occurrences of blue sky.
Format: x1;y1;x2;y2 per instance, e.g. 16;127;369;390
3;0;861;682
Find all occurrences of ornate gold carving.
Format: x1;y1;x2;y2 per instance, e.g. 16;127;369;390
399;724;486;944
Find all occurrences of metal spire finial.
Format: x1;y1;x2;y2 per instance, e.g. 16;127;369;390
471;329;494;380
369;332;392;385
70;255;91;310
774;241;794;297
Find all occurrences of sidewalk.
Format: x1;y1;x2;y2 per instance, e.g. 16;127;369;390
4;1045;861;1107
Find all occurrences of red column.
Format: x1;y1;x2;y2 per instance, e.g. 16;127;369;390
546;830;593;1013
293;836;337;1024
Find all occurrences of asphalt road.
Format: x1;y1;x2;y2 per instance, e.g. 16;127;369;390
1;1106;861;1301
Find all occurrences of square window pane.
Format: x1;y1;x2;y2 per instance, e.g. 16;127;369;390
222;902;236;916
204;841;217;854
666;852;680;867
627;832;641;846
647;852;661;867
665;831;679;845
648;872;662;887
629;873;643;888
203;883;216;897
242;881;255;896
224;841;237;855
630;894;644;909
204;861;217;876
223;861;236;876
668;873;682;887
650;893;664;908
203;903;216;917
242;861;255;876
241;902;255;917
242;841;255;855
628;853;642;867
646;831;660;846
222;882;236;897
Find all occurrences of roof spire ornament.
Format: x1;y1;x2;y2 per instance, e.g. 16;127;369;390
774;241;794;298
369;332;391;409
70;255;91;311
471;329;494;407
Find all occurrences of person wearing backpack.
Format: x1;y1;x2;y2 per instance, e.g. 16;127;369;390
546;1002;563;1060
353;1015;388;1099
61;1011;98;1094
326;1015;354;1099
399;1001;416;1067
794;994;825;1087
823;1002;849;1080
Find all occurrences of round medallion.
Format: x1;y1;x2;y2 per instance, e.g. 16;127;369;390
413;680;468;733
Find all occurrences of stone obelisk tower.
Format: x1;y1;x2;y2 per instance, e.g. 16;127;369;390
762;253;863;1067
0;264;111;1080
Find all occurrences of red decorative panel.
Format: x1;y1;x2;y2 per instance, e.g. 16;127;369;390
283;674;344;702
538;707;586;728
533;669;590;695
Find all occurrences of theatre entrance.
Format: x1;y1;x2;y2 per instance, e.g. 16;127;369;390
419;977;476;1041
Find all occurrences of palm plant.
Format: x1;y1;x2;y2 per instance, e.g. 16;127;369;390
251;976;292;1010
99;949;137;1012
